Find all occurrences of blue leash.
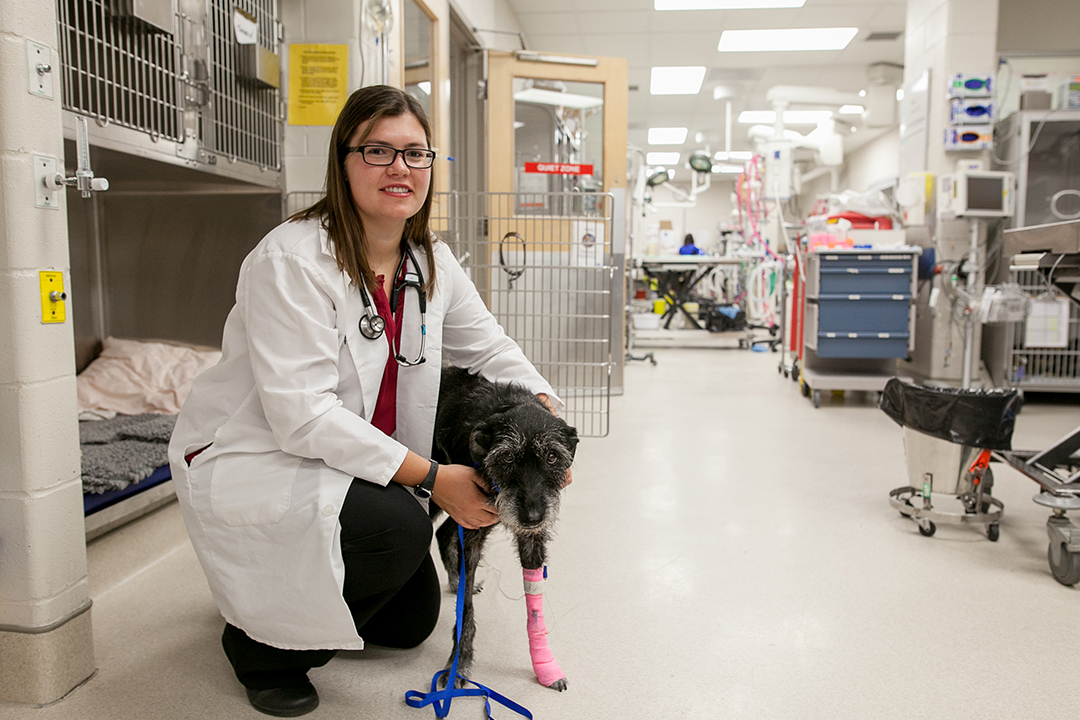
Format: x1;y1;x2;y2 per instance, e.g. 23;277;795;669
405;524;532;719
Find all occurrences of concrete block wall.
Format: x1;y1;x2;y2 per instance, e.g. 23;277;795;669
0;0;96;705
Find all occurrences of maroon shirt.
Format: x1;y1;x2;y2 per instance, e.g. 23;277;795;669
370;268;406;437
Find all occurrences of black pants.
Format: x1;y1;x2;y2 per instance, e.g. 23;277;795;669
221;480;441;690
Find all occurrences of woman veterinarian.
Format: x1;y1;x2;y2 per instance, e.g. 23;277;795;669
168;85;562;718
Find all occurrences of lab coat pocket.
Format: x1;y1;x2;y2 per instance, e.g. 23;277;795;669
209;451;301;526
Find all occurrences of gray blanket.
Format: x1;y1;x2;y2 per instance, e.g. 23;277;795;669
80;414;177;494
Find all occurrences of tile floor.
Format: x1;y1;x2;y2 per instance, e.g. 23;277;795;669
3;348;1080;720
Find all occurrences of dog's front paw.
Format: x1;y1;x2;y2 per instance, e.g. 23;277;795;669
544;677;568;692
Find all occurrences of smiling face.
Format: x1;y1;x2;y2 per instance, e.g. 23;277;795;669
344;112;432;235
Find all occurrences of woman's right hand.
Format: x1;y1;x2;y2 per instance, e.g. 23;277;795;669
431;464;500;529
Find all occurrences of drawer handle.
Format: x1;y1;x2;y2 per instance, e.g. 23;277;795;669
848;294;861;300
826;332;837;338
858;255;873;260
892;294;905;300
878;333;891;338
847;268;859;274
848;333;858;338
888;268;906;274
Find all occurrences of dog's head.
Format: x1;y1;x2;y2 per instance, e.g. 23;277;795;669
469;401;578;534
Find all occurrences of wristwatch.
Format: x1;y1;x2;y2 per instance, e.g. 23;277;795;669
414;459;438;499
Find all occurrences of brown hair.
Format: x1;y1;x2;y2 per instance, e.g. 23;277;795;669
291;85;436;297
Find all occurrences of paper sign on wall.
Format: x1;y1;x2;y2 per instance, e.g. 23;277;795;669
288;44;349;126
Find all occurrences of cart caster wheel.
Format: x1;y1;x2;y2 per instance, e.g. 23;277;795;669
812;389;821;408
918;520;936;537
800;381;810;398
1048;543;1080;586
792;366;800;383
987;524;1000;542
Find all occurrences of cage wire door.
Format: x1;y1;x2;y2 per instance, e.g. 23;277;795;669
281;191;615;437
1005;266;1080;390
432;191;613;437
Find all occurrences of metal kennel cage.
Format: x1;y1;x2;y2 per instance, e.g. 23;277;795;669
57;0;283;172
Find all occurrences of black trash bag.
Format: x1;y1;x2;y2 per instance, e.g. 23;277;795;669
879;378;1021;450
701;305;747;333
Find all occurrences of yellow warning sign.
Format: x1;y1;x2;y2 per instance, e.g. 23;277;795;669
288;44;349;126
39;271;66;324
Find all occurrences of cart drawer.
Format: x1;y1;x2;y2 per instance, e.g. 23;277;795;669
816;332;911;358
817;253;917;270
816;294;911;333
817;267;912;295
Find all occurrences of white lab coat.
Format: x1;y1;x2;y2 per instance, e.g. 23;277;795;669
168;218;558;651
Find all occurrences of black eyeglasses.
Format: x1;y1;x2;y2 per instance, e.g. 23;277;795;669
343;145;436;169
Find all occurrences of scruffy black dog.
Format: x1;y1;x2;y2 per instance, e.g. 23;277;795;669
430;366;578;692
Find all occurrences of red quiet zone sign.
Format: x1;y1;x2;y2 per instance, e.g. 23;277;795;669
525;162;594;175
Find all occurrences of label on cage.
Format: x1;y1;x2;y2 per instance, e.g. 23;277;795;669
234;9;258;45
525;162;594;176
1024;296;1071;349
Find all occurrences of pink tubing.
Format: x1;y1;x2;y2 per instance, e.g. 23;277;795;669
522;568;565;687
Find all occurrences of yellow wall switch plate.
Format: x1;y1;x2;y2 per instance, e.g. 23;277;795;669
39;271;67;324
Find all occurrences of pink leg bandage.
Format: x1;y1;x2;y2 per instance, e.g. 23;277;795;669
522;568;565;687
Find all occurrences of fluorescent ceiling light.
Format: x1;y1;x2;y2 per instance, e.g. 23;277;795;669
650;66;706;95
717;165;745;173
648;127;689;145
738;110;834;124
838;104;864;115
718;27;859;52
657;0;804;8
647;152;681;165
714;150;754;160
513;88;604;109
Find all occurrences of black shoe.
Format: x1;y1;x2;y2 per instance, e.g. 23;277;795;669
245;682;319;717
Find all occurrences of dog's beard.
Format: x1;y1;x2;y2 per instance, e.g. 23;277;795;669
491;492;561;536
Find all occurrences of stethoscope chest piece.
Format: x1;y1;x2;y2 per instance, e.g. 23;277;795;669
359;311;386;340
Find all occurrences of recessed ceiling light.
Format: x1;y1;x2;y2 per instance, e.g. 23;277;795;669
513;88;604;109
714;151;753;160
718;27;859;52
647;152;681;165
738;110;834;124
650;66;707;95
656;0;805;9
648;127;689;145
838;105;864;115
896;88;905;101
850;126;858;133
717;165;745;173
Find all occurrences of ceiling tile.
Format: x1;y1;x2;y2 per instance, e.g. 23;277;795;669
575;11;653;34
515;12;582;36
528;34;591;56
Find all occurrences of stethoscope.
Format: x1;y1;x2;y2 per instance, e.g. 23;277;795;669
359;244;426;366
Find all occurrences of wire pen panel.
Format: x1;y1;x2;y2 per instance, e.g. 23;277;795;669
57;0;184;141
207;0;281;169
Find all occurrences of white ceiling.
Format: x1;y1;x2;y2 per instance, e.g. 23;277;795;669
507;0;908;168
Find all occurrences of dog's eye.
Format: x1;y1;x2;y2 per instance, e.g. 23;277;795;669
547;450;560;464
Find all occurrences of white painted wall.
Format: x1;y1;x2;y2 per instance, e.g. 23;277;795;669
449;0;525;50
643;180;738;255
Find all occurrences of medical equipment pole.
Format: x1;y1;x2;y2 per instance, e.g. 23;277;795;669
961;219;981;389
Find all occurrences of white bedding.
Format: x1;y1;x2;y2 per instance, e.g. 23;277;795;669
77;337;222;417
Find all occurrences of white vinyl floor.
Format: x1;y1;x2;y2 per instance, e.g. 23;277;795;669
3;348;1080;720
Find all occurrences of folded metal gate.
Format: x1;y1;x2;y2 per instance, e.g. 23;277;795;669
431;192;613;437
285;191;615;437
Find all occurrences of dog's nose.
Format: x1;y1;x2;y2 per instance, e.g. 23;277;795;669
523;506;545;525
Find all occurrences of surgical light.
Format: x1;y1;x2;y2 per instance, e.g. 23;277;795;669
647;152;681;165
738;110;834;124
646;169;673;187
718;28;859;52
688;152;713;173
648;127;689;145
657;0;804;8
650;66;706;95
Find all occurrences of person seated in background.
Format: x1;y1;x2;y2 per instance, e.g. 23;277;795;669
679;233;703;255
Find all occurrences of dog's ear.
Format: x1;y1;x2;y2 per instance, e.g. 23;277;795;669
562;424;579;459
469;414;504;460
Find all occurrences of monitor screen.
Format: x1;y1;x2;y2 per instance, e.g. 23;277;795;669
967;176;1004;211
